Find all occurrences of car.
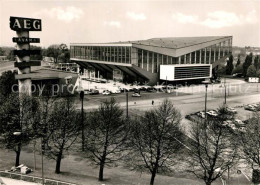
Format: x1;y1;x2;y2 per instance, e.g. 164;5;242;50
226;107;237;114
223;120;233;127
228;123;237;130
197;111;206;118
102;90;111;95
84;90;92;95
206;110;218;117
110;89;121;94
244;105;256;111
90;89;99;95
234;119;245;126
132;93;141;97
238;127;247;133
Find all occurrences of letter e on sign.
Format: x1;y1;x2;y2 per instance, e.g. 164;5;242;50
10;16;41;31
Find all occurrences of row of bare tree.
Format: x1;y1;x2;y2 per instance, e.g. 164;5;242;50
1;93;260;185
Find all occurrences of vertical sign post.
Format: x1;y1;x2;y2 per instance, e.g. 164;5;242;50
10;16;41;95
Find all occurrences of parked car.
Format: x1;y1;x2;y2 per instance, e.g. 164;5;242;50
84;90;92;95
226;107;237;114
244;105;256;111
223;120;233;127
90;89;99;95
110;89;121;94
102;90;111;95
197;111;206;118
238;127;247;133
206;110;218;117
228;123;237;130
132;93;141;97
234;119;245;126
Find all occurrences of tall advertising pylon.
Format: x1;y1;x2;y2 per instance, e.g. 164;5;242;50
10;16;42;95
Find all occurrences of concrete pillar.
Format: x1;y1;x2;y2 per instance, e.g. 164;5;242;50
184;54;186;64
178;56;181;64
189;53;191;63
16;31;31;95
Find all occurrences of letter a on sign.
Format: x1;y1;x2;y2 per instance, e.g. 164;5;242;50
10;16;42;31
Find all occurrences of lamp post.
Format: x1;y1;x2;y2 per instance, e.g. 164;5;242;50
126;90;128;118
224;77;227;105
202;80;211;121
13;132;22;167
40;137;44;185
80;91;85;151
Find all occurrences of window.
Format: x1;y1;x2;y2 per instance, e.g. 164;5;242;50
143;50;147;70
154;53;158;73
196;50;200;63
138;49;142;67
191;52;196;64
149;52;153;72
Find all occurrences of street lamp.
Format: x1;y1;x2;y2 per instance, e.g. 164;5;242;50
202;80;211;121
13;132;22;167
80;91;85;151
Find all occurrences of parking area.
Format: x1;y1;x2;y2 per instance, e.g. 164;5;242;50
185;102;260;133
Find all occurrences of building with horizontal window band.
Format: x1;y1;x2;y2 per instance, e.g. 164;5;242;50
70;36;232;85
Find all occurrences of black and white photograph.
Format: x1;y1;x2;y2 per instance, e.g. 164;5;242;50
0;0;260;184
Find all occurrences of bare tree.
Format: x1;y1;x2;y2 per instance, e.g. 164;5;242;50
44;97;80;174
128;99;183;185
84;98;128;181
239;112;260;168
188;118;239;185
0;93;40;166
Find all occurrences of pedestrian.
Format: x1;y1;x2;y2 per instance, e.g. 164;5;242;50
152;100;154;105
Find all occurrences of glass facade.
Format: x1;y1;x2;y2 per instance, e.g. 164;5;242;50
70;46;131;64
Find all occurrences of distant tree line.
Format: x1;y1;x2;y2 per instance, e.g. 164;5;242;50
0;43;70;63
220;53;260;78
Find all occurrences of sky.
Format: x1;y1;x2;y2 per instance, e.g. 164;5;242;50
0;0;260;48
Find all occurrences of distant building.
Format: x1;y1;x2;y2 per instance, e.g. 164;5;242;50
70;36;232;85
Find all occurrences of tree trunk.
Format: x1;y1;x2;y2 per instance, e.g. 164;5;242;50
15;150;21;167
150;170;157;185
99;161;105;181
55;153;62;174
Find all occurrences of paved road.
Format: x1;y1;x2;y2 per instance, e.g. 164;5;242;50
0;61;15;74
0;177;38;185
78;78;260;134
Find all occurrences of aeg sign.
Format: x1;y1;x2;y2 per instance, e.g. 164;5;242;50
10;16;41;31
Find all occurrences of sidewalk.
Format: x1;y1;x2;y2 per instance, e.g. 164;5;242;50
0;177;37;185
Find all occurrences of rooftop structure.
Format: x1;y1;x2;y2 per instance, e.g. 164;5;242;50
70;36;232;85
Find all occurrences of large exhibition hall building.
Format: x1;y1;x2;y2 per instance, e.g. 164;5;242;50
70;36;232;85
